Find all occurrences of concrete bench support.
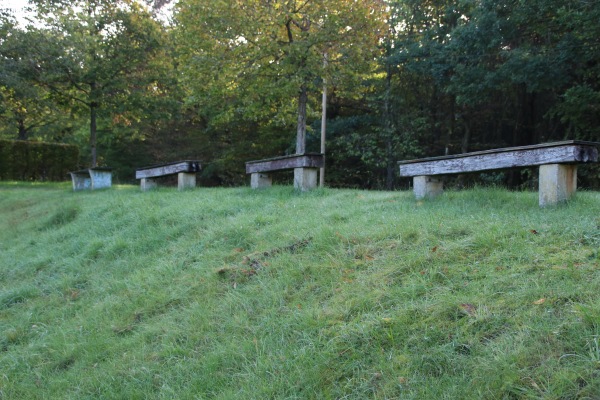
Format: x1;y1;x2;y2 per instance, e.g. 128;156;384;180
539;164;577;207
245;153;324;192
294;167;318;192
177;172;196;190
69;167;112;191
140;178;158;191
135;160;201;191
399;141;598;207
414;176;443;199
250;173;272;189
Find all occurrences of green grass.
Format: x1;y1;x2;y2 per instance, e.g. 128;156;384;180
1;182;599;399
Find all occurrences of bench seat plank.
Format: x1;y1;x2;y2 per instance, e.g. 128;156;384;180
245;153;324;174
399;141;598;177
135;160;201;179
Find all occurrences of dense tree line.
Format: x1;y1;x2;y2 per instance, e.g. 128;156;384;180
1;0;599;188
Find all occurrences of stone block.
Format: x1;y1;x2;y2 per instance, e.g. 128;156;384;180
140;178;158;191
251;173;272;189
177;172;196;190
413;176;443;199
294;168;318;191
539;164;577;206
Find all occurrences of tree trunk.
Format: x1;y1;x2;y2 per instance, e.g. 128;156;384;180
445;95;456;155
17;119;27;141
296;84;307;154
384;64;394;190
461;119;471;154
320;76;327;187
90;102;97;168
90;81;98;168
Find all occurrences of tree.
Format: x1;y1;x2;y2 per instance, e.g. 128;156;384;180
26;0;166;167
175;0;387;155
0;15;68;141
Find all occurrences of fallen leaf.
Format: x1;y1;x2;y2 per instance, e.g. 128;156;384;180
533;298;545;305
431;246;438;253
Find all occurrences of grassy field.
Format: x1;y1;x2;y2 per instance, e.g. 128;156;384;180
1;182;599;399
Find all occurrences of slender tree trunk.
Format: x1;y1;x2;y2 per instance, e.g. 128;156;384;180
384;64;394;190
445;95;456;155
461;119;471;153
90;81;98;167
320;76;327;187
296;84;307;154
90;104;97;167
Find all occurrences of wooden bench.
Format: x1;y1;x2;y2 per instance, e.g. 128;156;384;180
245;153;324;191
135;160;201;191
69;167;112;191
398;141;599;206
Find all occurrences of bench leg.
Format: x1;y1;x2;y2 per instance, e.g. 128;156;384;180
413;176;443;199
89;169;112;190
250;173;272;189
140;178;158;191
178;172;196;190
294;168;318;191
539;164;577;206
70;173;91;191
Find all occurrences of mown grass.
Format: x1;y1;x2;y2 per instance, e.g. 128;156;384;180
1;182;599;399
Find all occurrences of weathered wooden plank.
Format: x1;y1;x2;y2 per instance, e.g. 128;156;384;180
245;153;324;174
399;142;598;177
135;160;201;179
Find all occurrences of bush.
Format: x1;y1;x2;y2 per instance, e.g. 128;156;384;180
0;139;79;181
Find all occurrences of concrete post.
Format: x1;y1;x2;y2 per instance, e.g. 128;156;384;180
251;173;272;189
70;173;91;191
413;176;443;199
177;172;196;190
140;178;158;191
89;169;112;190
294;168;318;191
539;164;577;206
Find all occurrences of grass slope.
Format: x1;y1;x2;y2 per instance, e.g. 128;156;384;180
1;182;599;399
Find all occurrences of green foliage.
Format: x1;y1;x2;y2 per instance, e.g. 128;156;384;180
22;0;171;166
176;0;387;154
0;139;79;181
0;17;68;141
1;184;600;398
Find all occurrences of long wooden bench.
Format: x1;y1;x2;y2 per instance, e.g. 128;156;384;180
69;167;112;191
135;160;201;191
245;153;324;191
398;141;599;206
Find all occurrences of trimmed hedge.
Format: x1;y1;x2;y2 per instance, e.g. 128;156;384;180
0;139;79;181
